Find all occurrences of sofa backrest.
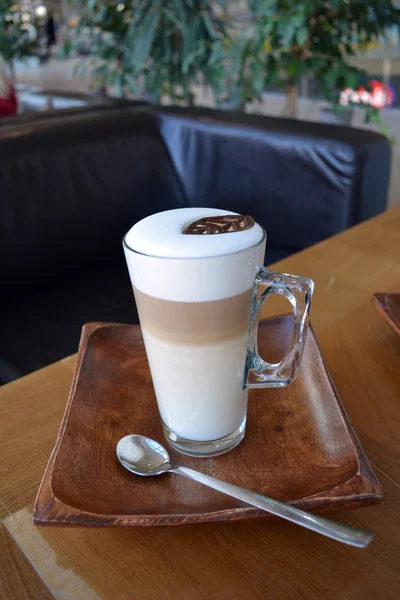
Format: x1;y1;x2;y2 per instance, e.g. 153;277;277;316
0;102;391;301
0;106;186;300
158;107;391;256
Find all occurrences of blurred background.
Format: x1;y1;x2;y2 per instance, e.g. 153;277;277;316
2;0;400;208
1;1;399;384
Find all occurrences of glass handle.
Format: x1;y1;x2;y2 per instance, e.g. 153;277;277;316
246;267;314;389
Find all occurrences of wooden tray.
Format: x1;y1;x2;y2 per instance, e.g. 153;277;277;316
34;317;383;527
372;293;400;337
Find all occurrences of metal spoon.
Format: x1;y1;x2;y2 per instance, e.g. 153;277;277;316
116;434;373;548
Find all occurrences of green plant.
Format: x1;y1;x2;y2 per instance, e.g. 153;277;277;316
234;0;400;117
62;0;228;102
0;1;37;79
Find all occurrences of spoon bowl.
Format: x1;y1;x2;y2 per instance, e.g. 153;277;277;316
117;434;171;476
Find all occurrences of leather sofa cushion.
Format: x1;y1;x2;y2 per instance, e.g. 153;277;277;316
0;107;185;301
0;258;137;383
159;108;390;250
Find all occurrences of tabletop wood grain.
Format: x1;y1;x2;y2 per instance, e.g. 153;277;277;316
1;207;400;600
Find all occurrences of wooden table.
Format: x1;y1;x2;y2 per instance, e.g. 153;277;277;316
1;208;400;600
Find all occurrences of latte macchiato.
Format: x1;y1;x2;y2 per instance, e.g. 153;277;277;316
124;208;265;453
124;208;313;456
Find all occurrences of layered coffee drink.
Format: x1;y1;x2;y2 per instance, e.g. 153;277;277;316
134;287;253;441
124;208;266;455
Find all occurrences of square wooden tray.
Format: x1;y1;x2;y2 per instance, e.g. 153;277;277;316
34;317;383;526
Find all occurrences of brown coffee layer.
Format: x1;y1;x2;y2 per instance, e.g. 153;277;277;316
134;287;252;345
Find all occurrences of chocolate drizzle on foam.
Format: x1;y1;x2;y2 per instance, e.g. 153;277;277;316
182;214;255;235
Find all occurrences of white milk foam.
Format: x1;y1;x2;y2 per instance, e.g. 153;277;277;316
123;208;267;442
124;207;264;259
123;208;265;302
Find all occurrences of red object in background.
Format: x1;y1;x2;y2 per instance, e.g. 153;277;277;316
0;85;17;117
339;79;395;109
369;79;394;109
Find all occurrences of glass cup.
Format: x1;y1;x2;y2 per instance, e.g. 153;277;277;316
123;225;313;457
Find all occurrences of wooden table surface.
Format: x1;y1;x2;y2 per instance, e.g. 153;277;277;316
1;208;400;600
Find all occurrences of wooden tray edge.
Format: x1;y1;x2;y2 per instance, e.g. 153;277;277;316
309;327;383;502
372;293;400;337
33;323;114;523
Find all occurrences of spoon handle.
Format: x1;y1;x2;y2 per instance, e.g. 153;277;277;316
171;466;372;548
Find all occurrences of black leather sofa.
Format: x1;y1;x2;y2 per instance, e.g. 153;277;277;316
0;103;391;384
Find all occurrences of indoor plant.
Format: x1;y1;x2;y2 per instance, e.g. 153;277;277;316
0;0;37;83
62;0;228;103
234;0;400;120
